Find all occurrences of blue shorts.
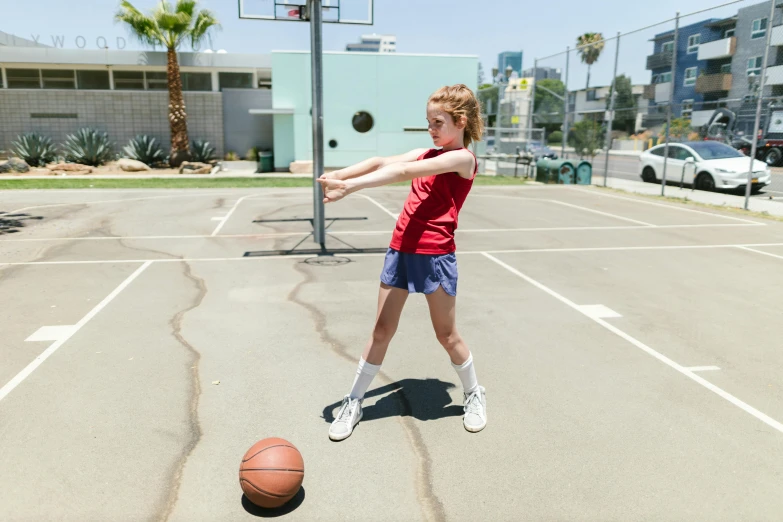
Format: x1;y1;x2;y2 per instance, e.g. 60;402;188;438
380;248;458;296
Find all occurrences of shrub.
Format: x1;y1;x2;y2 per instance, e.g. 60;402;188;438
224;151;239;161
245;147;259;161
123;135;165;166
11;132;58;167
62;128;114;166
547;131;563;144
191;140;217;163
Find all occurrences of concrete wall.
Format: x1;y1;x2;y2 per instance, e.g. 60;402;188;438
0;90;223;157
221;88;273;157
271;51;478;168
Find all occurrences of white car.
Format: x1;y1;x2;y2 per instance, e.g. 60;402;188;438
639;141;771;193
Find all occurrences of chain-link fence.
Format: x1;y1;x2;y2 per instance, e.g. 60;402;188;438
489;0;783;206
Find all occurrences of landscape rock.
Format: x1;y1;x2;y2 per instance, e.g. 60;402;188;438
46;162;93;174
118;158;152;172
179;161;212;174
0;158;30;173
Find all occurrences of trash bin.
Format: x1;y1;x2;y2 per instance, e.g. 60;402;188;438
546;160;576;184
576;161;592;185
535;158;555;183
256;150;274;173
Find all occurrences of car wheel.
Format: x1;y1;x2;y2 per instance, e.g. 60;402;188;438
695;172;716;192
764;148;783;167
751;184;764;195
641;166;656;183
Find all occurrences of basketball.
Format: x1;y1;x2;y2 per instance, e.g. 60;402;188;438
239;437;305;508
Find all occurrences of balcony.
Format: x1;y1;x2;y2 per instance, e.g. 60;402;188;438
772;24;783;46
655;82;671;103
697;36;736;60
695;72;732;93
646;51;673;70
766;65;783;85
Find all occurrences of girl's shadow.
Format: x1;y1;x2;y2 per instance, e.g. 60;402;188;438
322;378;464;424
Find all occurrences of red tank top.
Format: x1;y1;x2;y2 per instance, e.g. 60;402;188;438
389;148;477;255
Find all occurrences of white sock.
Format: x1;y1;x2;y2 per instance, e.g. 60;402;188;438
349;357;381;400
452;353;479;395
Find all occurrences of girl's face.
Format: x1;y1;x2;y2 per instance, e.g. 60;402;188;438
427;103;465;149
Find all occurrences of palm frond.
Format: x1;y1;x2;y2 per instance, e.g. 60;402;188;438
190;10;220;48
115;0;167;48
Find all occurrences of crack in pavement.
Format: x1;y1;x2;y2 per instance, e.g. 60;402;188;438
159;261;207;522
287;261;447;522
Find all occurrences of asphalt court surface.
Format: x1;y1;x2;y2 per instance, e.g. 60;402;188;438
1;185;783;521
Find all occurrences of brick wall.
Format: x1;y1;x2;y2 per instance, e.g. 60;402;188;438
0;90;224;159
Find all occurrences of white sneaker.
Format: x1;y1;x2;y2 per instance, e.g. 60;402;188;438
463;386;487;433
329;395;363;441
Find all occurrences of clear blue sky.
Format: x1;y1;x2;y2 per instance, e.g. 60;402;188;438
2;0;746;89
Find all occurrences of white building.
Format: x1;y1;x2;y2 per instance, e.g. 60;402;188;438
569;84;651;133
345;34;396;53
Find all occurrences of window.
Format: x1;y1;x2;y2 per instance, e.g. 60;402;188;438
752;18;768;39
687;34;701;54
661;41;674;53
668;146;694;161
586;89;597;101
681;99;694;117
6;69;40;89
747;56;763;77
651;74;659;84
113;71;144;90
650;147;666;157
145;71;167;90
724;28;735;38
41;69;75;89
76;70;110;90
658;72;672;84
720;63;732;74
684;67;698;87
218;72;253;90
352;111;374;133
181;72;211;91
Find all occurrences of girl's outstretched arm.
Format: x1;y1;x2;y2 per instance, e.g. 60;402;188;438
317;149;474;203
321;148;429;181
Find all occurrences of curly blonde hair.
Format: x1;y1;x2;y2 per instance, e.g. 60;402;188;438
428;84;484;148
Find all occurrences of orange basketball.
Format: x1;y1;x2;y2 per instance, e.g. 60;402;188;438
239;437;305;509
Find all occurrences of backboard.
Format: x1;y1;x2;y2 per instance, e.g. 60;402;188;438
238;0;374;25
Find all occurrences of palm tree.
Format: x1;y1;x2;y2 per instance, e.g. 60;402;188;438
576;32;605;91
115;1;219;166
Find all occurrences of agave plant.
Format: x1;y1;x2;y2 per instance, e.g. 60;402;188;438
62;128;115;166
123;134;165;166
191;139;217;163
11;132;58;167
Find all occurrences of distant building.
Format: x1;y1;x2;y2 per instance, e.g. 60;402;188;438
497;51;523;77
345;34;396;53
570;84;651;133
523;66;561;82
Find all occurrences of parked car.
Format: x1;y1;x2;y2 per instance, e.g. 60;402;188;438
527;140;558;161
639;141;771;193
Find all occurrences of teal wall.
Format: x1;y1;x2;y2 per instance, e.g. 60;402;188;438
271;52;478;169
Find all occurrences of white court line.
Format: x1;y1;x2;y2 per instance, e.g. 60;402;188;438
358;194;399;219
480;252;783;435
210;194;260;236
0;261;152;404
472;194;655;227
5;242;783;266
736;245;783;261
686;366;721;372
0;223;762;243
572;187;764;225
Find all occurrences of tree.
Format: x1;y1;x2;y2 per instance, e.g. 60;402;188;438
576;32;605;91
569;119;603;160
116;0;220;166
606;74;637;134
663;117;692;141
534;78;565;134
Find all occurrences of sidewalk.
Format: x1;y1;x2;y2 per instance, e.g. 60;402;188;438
592;175;783;218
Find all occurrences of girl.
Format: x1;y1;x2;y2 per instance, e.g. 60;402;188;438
317;84;485;441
